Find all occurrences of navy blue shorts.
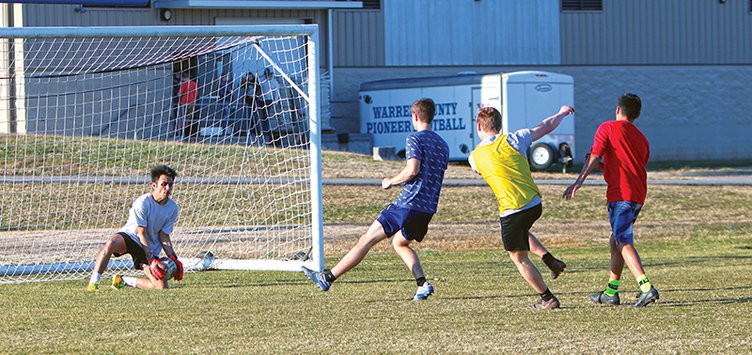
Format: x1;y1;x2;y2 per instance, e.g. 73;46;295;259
376;204;434;242
608;201;642;245
113;232;148;270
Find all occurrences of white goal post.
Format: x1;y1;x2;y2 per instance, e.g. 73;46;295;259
0;25;324;283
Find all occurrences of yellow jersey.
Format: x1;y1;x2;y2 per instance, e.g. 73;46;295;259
470;134;541;215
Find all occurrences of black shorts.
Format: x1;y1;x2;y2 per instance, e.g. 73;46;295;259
499;204;542;251
113;232;148;270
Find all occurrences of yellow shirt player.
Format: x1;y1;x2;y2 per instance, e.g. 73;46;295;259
469;105;574;309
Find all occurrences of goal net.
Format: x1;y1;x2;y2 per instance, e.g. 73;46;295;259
0;25;324;283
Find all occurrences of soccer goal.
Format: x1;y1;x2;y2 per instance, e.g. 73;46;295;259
0;25;324;283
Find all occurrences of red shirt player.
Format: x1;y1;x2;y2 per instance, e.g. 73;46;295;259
178;73;198;137
563;93;659;308
179;75;197;105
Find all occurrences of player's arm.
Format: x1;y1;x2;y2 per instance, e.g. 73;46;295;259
468;155;480;175
382;158;421;189
138;226;166;280
159;230;183;281
158;231;176;257
563;153;602;200
136;226;152;259
530;105;575;142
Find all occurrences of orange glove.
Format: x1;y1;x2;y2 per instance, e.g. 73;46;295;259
169;254;184;281
148;256;165;280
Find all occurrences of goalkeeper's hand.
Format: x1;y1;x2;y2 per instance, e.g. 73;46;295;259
148;256;165;280
169;254;184;281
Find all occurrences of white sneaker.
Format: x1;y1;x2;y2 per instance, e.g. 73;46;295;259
413;282;434;301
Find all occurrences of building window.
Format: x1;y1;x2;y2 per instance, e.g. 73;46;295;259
338;0;380;10
361;0;380;9
561;0;602;11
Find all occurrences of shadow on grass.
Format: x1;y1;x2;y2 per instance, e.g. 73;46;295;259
572;254;752;272
660;297;752;307
557;285;752;307
215;277;411;289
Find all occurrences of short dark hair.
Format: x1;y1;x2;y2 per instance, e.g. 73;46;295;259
476;107;502;133
618;93;642;120
411;98;436;123
150;165;177;182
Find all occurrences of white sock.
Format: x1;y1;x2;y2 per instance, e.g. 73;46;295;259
123;276;137;288
89;272;101;285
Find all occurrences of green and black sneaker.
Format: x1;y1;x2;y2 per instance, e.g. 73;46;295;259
590;291;620;305
633;286;659;307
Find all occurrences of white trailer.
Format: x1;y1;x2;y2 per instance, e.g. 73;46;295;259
359;71;575;171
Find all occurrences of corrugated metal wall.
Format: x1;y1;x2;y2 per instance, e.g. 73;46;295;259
561;0;752;64
383;0;560;66
18;4;330;65
332;9;384;67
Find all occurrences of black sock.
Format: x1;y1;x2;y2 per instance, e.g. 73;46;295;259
542;253;556;269
539;288;554;302
416;277;426;287
324;270;336;283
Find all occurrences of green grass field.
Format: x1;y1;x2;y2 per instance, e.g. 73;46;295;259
1;146;751;353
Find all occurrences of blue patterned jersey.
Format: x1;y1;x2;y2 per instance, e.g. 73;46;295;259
393;130;449;213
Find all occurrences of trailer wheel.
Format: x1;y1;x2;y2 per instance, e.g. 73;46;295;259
530;143;555;171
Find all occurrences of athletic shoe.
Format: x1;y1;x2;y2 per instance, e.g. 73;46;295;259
531;296;560;310
548;258;567;279
590;291;621;305
301;266;331;292
633;286;660;308
86;282;99;292
111;274;126;290
412;282;434;301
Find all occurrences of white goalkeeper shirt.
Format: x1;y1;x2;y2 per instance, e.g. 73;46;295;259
119;193;179;257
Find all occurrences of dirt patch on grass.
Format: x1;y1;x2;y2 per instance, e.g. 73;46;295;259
321;219;752;256
321;221;612;255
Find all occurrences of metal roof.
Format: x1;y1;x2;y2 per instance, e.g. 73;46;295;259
151;0;362;9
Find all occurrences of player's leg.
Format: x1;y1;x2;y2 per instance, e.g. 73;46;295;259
611;201;657;304
391;209;431;279
331;220;389;277
527;231;547;257
508;250;558;309
619;242;644;277
258;101;273;144
110;236;168;290
135;266;169;289
608;232;626;279
618;241;658;307
115;258;169;290
87;233;128;291
508;250;547;293
528;232;567;279
591;232;624;305
392;232;425;281
93;233;127;274
303;219;388;292
501;205;558;309
391;209;434;300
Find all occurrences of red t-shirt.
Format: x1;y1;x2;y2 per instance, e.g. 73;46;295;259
591;120;650;204
179;80;198;105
